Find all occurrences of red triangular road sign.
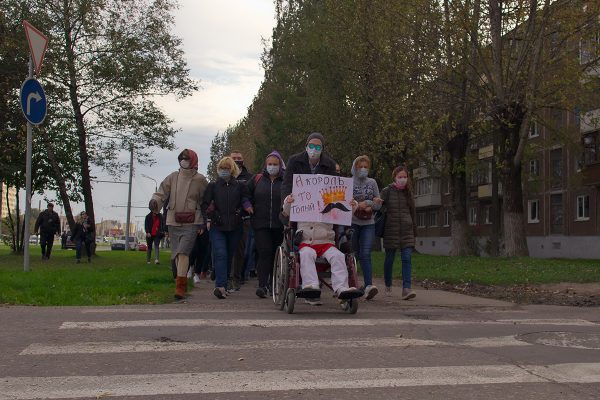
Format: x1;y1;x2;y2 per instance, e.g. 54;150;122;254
23;20;48;75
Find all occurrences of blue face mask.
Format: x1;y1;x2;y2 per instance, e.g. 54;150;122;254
217;169;230;179
358;168;368;178
266;165;280;175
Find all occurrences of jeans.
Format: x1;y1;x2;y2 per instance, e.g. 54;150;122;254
146;235;161;262
210;227;243;288
254;228;283;289
76;238;92;261
351;223;375;287
39;231;55;258
383;247;413;288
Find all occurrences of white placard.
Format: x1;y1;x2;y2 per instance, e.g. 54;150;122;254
290;174;353;226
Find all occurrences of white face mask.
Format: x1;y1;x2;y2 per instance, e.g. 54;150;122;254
266;165;280;175
396;177;408;187
358;168;368;178
179;160;191;169
217;169;230;179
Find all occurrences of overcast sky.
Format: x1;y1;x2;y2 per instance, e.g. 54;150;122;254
29;0;275;227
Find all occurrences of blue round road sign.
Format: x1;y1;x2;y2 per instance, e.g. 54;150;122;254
20;78;47;125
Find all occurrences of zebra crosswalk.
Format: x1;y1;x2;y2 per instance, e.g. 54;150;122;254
2;303;600;399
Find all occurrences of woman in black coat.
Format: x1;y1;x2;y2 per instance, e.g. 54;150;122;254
72;211;94;263
247;151;285;298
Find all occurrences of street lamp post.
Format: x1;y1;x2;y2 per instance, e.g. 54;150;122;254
141;174;158;192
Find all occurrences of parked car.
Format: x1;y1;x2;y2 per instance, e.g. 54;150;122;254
138;242;148;251
110;236;138;250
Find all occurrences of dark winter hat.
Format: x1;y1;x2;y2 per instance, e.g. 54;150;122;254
306;132;325;146
47;202;54;207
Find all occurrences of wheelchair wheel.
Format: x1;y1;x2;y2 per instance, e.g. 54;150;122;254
273;247;288;310
284;288;296;314
342;298;359;314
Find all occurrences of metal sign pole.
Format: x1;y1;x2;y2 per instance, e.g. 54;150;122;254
24;57;33;272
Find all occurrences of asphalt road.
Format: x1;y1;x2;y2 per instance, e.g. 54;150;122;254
1;277;599;399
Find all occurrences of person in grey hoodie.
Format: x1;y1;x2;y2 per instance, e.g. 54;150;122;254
351;155;383;300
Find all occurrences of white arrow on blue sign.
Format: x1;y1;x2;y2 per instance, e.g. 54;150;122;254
20;78;47;125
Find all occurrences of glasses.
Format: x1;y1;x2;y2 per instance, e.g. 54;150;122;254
307;143;322;151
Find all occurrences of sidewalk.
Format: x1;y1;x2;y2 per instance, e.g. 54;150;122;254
186;276;514;308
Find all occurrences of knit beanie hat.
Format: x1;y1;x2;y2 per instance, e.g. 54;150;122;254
306;132;325;146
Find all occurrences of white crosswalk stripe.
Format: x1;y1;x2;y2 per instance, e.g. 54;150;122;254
58;317;598;330
1;363;600;399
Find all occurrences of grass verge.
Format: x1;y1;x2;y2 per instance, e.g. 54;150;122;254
0;245;176;306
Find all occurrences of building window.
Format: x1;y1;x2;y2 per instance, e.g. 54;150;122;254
443;209;451;227
528;200;539;223
483;205;492;224
576;195;590;220
468;207;477;225
429;211;438;227
444;179;451;195
528;121;539;138
550;148;563;189
416;178;440;196
417;212;426;228
529;159;539;177
583;133;599;166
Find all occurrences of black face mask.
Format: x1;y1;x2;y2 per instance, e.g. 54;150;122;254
235;160;244;168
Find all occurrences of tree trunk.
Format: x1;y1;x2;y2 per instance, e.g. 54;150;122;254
501;159;529;256
42;129;76;232
63;2;96;231
447;133;473;256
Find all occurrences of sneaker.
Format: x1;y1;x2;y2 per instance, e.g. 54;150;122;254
385;286;392;297
255;287;267;298
302;284;320;290
154;259;160;265
187;269;193;279
213;287;227;299
337;287;363;300
193;274;201;285
402;288;416;300
147;261;151;265
304;298;322;306
364;285;379;300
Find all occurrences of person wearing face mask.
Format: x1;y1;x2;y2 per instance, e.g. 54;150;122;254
247;151;286;298
149;149;209;300
350;155;383;300
281;132;337;200
202;157;254;299
379;165;417;300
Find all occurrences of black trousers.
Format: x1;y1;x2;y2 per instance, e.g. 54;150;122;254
254;228;284;289
40;232;55;258
190;230;211;274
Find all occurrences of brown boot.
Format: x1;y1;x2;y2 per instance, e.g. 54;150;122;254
175;277;187;300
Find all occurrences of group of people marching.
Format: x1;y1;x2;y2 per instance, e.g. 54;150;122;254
148;132;417;302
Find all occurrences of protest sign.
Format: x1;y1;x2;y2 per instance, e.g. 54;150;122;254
290;174;353;226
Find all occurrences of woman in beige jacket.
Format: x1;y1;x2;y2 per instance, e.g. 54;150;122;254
149;149;208;299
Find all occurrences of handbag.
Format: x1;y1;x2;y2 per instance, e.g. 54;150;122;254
354;208;373;220
174;212;195;223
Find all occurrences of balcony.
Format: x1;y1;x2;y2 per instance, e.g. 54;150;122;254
580;109;600;134
478;144;494;160
415;193;442;208
478;183;503;199
581;162;600;186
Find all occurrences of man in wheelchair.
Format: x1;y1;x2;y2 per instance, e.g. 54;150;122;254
283;194;363;305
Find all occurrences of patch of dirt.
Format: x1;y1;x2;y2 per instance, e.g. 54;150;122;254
418;280;600;307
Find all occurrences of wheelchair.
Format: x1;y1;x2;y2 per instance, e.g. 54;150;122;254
272;226;362;314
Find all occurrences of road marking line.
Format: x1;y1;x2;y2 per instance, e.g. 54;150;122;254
79;308;280;314
59;318;597;330
1;363;599;399
20;335;529;355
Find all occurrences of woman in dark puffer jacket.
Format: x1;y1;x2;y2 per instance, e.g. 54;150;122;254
247;151;285;298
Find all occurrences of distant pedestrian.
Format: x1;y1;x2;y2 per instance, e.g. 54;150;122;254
149;149;209;300
144;210;165;264
380;165;417;300
247;151;285;298
34;202;61;260
72;211;94;263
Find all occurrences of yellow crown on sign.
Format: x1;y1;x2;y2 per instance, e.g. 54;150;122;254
320;186;346;206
